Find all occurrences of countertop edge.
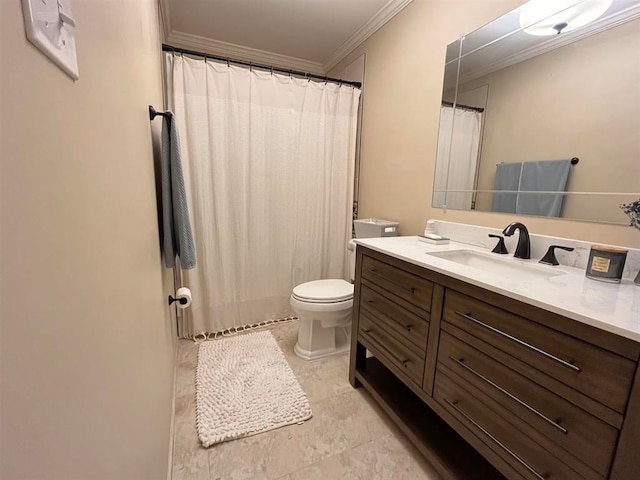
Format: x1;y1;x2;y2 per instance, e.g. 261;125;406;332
355;237;640;343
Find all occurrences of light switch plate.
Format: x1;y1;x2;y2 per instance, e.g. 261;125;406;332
21;0;79;80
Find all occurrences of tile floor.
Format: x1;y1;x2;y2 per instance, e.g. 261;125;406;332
171;320;442;480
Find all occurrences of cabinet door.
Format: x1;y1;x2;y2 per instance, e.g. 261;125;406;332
434;369;602;480
439;331;617;477
443;290;635;414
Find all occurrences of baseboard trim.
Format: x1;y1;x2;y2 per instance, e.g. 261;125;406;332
166;338;179;480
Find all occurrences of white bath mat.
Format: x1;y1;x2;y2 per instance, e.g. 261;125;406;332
195;330;312;447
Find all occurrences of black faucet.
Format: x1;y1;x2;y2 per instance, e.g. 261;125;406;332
502;222;530;259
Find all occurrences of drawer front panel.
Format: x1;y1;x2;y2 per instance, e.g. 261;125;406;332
443;290;635;413
434;371;603;480
360;284;429;350
439;331;617;476
361;255;433;313
359;312;425;385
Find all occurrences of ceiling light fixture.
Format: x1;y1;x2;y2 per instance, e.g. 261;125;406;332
520;0;614;36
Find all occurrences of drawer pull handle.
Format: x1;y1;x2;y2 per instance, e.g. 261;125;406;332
366;330;409;367
410;287;416;294
403;324;413;332
388;352;409;367
444;398;549;480
450;357;568;435
455;311;581;373
362;328;372;333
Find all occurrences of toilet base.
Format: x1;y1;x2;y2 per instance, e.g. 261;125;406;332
294;322;351;361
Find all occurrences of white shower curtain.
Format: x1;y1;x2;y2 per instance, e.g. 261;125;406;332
433;106;482;209
165;54;361;336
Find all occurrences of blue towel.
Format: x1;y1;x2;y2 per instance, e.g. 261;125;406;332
161;113;196;269
517;159;571;217
491;162;522;213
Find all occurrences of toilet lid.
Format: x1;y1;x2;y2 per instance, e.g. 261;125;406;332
292;279;354;303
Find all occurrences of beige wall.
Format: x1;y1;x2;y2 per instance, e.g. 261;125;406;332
330;0;640;248
466;18;640;222
0;1;176;479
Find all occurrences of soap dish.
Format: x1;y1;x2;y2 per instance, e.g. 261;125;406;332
418;235;450;245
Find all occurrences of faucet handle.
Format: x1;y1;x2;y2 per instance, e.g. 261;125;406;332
489;234;509;255
539;245;575;266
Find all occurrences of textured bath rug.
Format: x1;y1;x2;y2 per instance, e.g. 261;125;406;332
195;330;312;447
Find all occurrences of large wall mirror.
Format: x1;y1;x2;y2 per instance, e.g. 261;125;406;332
433;0;640;224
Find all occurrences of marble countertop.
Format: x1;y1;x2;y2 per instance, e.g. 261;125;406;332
355;236;640;342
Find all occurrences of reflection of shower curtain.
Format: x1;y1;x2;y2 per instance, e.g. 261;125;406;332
433;106;482;209
165;54;361;336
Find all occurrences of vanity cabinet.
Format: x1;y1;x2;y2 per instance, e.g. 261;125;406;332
357;254;433;386
349;245;640;480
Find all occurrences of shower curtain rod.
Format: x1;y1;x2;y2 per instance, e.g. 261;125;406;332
162;44;362;88
442;101;484;113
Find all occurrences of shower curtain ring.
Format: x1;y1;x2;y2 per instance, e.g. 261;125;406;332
226;58;230;67
270;66;273;76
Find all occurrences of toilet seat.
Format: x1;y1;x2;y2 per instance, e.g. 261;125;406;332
291;279;353;304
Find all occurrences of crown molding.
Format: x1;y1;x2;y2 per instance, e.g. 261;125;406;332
165;30;325;74
160;0;411;75
160;0;323;74
323;0;413;72
458;4;640;85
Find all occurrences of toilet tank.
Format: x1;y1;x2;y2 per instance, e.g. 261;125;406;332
348;239;357;281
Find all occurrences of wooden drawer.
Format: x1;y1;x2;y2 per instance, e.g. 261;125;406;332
361;255;433;313
360;284;429;350
359;312;425;386
438;331;617;477
434;370;603;480
443;290;635;414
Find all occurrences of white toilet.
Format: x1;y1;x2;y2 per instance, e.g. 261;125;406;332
290;240;357;360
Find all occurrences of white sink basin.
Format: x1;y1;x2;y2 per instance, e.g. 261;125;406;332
427;250;563;282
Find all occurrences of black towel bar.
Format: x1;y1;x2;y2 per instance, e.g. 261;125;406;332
496;157;579;166
149;105;169;121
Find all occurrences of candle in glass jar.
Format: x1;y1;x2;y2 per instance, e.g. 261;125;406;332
585;245;628;283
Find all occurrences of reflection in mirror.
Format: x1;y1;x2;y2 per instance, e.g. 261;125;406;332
432;0;640;225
